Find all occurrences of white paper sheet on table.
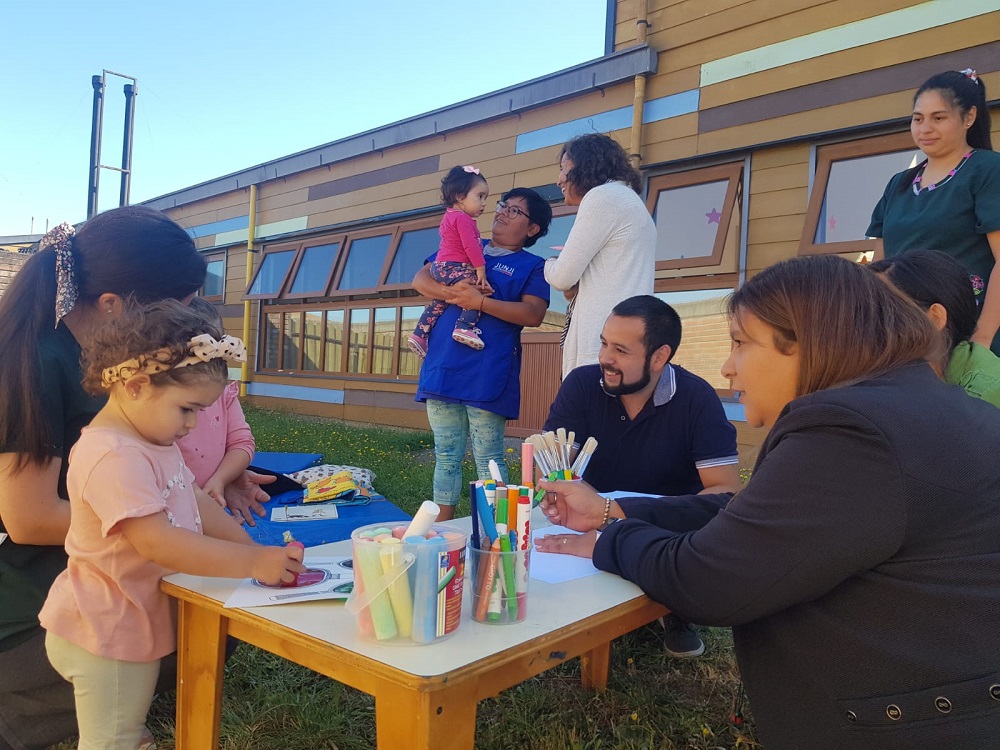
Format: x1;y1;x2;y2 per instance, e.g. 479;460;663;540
223;556;354;608
529;526;600;584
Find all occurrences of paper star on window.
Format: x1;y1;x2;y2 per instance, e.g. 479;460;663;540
706;208;722;224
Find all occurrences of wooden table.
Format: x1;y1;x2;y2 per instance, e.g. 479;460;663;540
162;514;668;749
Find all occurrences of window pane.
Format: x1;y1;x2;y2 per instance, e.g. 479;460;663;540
262;313;281;369
654;288;732;390
289;243;339;295
816;149;921;243
398;306;423;376
525;213;576;332
386;227;438;284
249;250;296;295
282;312;301;370
337;235;392;290
303;311;323;371
652;180;729;262
372;307;397;376
324;310;344;372
348;309;370;373
204;259;225;297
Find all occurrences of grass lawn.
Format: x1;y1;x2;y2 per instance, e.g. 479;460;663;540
54;405;760;750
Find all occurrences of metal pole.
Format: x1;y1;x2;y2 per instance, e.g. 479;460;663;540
87;74;105;219
120;82;138;206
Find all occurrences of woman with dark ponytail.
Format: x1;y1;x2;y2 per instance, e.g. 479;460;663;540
0;206;206;750
868;68;1000;355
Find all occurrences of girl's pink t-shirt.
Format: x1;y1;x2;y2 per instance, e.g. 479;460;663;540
39;427;202;662
176;381;255;487
437;209;485;267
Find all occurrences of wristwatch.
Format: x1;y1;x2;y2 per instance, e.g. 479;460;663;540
595;516;622;539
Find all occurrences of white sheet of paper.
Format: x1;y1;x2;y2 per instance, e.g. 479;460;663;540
271;505;339;522
0;533;7;547
223;556;354;608
529;525;600;584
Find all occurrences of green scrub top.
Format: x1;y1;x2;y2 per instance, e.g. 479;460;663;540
868;149;1000;354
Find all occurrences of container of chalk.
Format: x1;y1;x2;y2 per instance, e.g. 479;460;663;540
346;501;467;645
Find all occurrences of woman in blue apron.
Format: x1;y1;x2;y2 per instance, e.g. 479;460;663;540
413;187;552;520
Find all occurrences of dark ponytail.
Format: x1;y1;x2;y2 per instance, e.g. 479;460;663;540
915;70;993;151
0;205;206;471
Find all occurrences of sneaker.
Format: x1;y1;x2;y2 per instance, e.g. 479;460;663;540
660;614;705;658
452;327;484;350
407;333;428;358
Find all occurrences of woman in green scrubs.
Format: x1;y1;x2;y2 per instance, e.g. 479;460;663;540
868;69;1000;355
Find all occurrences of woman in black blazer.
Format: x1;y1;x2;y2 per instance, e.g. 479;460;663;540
537;255;1000;750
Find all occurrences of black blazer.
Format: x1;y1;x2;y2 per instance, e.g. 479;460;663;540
596;363;1000;749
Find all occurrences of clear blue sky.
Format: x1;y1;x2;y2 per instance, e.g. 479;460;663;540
1;0;608;236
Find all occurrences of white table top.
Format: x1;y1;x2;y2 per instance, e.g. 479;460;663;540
164;509;650;678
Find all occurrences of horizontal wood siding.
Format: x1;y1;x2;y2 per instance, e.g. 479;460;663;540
507;337;562;438
745;144;809;275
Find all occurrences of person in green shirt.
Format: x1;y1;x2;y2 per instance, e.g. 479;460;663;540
867;68;1000;356
871;250;1000;409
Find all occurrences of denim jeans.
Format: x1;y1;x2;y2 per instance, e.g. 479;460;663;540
425;400;508;507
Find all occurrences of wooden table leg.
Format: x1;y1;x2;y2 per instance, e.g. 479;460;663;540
174;600;227;750
375;681;478;750
580;640;611;691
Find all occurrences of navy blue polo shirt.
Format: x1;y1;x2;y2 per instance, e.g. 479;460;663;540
544;363;738;495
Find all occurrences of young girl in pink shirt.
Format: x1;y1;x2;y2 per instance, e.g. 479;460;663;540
177;297;257;520
408;165;492;356
39;299;303;750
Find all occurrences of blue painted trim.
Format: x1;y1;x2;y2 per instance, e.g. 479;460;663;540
642;89;700;124
247;382;345;405
722;401;746;422
515;106;633;153
183;215;249;239
515;90;700;154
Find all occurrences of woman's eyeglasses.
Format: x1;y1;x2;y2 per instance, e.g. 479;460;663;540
496;201;532;221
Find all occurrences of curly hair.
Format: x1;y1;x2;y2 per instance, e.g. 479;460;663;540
81;298;228;395
440;165;488;207
560;134;642;196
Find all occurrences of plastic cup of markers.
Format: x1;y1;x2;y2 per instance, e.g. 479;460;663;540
347;522;467;645
468;542;530;625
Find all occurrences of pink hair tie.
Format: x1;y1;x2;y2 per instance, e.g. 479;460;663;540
960;68;979;84
462;165;480;175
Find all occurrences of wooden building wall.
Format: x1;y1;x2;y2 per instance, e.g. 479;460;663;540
156;0;1000;465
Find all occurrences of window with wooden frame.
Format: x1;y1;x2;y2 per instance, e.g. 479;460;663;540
381;217;441;290
645;162;743;273
202;253;226;301
642;163;745;395
245;215;441;302
799;132;921;256
285;240;342;299
246;247;298;299
257;303;423;379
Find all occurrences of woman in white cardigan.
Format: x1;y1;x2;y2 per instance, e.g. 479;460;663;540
545;134;657;378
